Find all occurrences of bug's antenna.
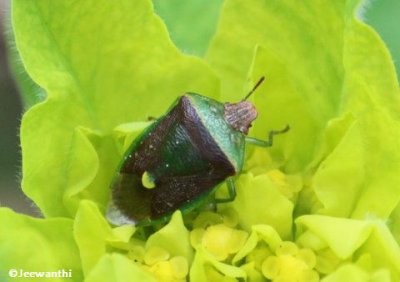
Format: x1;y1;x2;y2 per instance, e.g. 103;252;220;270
242;76;265;101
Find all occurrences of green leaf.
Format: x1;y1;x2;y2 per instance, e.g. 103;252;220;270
312;121;364;218
245;46;319;170
389;203;400;245
341;19;400;114
206;0;362;171
113;122;153;154
339;20;400;220
13;0;219;217
294;113;356;217
205;0;398;173
85;254;157;282
357;221;400;280
73;200;113;276
321;264;390;282
5;22;44;109
74;200;135;276
218;173;293;238
0;208;83;281
311;18;400;219
146;211;193;262
296;215;400;280
296;215;373;259
313;112;400;219
152;0;223;57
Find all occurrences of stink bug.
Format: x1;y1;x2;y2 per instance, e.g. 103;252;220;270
107;77;289;226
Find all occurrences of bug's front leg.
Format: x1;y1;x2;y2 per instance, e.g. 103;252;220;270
215;177;237;204
245;124;290;147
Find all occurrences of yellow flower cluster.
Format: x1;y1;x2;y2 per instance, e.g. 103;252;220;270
260;241;319;281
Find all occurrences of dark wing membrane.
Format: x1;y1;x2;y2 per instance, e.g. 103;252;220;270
152;173;225;218
111;173;151;221
111;96;235;223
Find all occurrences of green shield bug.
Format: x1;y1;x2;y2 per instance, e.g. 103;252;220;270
107;77;289;226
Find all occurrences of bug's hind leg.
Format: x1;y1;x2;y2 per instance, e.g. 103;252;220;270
215;177;237;204
245;124;290;147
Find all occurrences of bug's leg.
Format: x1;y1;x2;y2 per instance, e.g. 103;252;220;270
138;226;153;240
215;177;237;204
245;124;290;147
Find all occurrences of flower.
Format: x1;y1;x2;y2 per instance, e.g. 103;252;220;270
2;0;400;281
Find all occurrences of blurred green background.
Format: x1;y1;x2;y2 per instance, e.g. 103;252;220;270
0;0;399;216
0;0;37;215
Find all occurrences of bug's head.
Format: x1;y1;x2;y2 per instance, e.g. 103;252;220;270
223;77;265;135
224;101;257;135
